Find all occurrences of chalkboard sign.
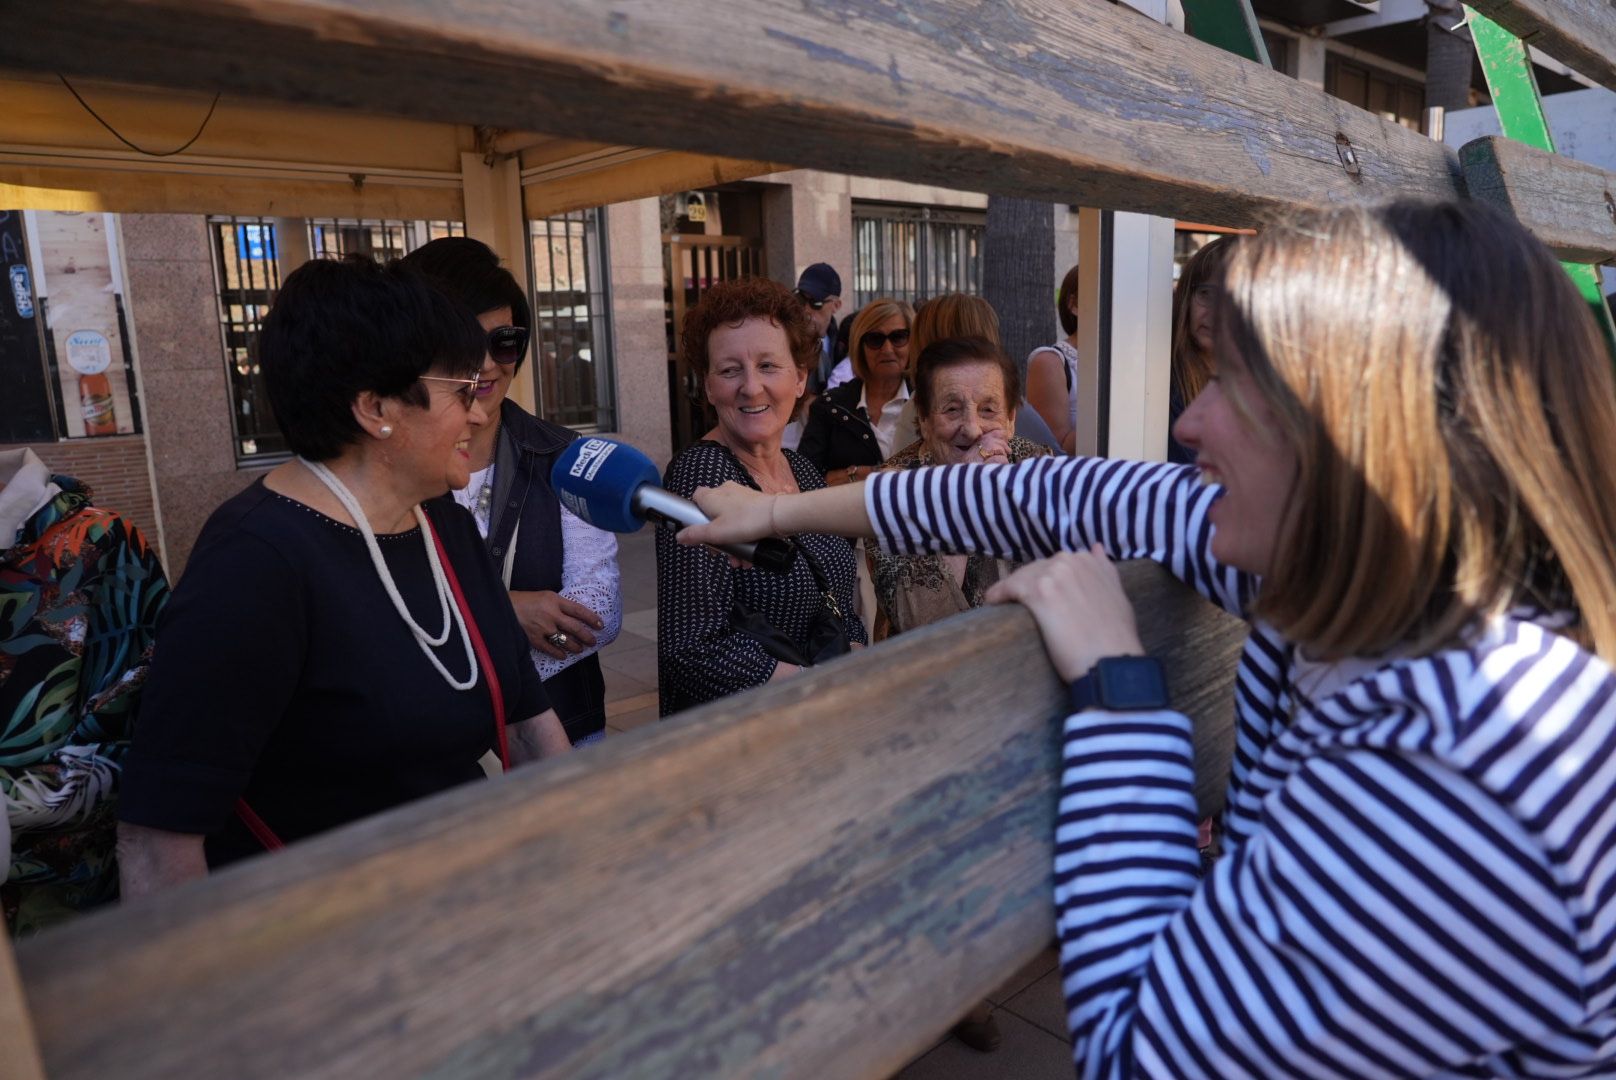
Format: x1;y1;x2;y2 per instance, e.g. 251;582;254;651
0;211;57;443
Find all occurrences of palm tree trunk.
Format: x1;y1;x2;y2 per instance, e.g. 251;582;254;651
982;196;1055;378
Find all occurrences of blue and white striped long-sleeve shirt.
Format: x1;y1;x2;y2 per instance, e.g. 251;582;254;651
866;455;1616;1078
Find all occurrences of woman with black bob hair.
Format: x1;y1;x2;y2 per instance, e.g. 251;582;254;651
118;255;570;895
403;238;621;747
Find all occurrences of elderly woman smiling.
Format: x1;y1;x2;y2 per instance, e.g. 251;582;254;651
873;336;1052;636
656;278;866;716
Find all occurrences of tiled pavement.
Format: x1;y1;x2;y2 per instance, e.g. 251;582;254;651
598;528;1075;1079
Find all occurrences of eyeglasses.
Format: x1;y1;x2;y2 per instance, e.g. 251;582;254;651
861;328;911;351
419;374;481;409
487;325;530;365
792;288;829;311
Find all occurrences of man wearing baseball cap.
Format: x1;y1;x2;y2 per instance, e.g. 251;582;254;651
793;263;842;395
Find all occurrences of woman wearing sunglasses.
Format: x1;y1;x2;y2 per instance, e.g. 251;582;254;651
403;238;622;748
798;298;915;486
117;257;571;895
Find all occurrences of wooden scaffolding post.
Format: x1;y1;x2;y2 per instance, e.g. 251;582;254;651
0;935;46;1080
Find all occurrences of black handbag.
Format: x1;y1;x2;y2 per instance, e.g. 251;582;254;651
729;540;852;668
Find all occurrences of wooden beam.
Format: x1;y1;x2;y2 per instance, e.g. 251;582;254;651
2;0;1464;227
1465;0;1616;92
1460;135;1616;264
523;150;785;218
16;563;1246;1080
0;166;463;219
0;937;45;1080
0;72;471;171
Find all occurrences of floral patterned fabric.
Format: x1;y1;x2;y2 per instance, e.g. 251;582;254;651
870;436;1052;642
0;476;167;935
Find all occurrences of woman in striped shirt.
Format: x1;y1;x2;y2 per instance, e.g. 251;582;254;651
681;200;1616;1078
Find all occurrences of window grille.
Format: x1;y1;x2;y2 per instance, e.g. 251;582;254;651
208;216;287;462
529;209;615;431
207;217;466;463
851;202;986;308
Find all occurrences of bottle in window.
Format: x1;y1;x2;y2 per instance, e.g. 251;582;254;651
79;372;117;436
65;329;118;437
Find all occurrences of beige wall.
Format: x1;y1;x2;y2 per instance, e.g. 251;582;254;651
119;214;264;577
597;197;673;470
758;170;854;292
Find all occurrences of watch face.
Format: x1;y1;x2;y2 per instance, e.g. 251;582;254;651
1097;657;1169;708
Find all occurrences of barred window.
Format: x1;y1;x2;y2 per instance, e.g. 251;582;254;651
207;217;465;463
529;209;615;431
208;216;286;462
852;202;985;308
307;219;463;261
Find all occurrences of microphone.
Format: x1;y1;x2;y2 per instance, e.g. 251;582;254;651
550;437;798;575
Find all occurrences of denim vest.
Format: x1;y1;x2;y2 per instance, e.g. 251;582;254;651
484;400;606;743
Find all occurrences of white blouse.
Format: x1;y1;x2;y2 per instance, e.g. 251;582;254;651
454;465;622;678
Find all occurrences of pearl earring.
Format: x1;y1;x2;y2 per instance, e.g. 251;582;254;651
378;424;393;438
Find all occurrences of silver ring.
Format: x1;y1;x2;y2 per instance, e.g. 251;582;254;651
547;632;569;648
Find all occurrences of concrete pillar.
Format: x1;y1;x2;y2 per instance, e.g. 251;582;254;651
758;170;854;292
1074;209;1175;461
119;214;264;576
1105;214;1176;462
461;151;536;412
601;197;673;468
1297;36;1328;90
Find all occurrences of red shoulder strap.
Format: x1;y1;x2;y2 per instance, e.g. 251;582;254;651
429;514;510;772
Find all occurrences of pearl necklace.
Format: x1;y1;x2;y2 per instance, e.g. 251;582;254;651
301;459;479;691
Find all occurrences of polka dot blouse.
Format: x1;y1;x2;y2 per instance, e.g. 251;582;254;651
655;441;866;716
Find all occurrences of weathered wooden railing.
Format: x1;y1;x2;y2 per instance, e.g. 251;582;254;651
4;565;1244;1079
3;0;1615;1076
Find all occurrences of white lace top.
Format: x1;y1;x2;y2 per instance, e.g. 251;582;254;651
453;464;622;679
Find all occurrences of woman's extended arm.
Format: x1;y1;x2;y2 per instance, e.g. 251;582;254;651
689;456;1255;615
687;479;873;546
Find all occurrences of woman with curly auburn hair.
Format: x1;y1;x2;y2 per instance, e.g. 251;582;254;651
655;278;866;716
681;200;1616;1077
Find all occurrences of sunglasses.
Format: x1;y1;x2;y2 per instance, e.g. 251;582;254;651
792;288;829;311
419;374;482;409
861;328;911;351
487;325;530;365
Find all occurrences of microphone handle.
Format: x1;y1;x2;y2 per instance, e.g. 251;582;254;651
631;486;798;575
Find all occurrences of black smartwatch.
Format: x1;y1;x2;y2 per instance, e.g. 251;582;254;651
1069;656;1170;713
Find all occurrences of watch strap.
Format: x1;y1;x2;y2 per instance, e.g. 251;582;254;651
1068;656;1170;713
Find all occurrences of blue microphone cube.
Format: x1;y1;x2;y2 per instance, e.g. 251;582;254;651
551;437;661;534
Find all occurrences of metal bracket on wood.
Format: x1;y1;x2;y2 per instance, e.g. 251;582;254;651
1180;0;1272;65
1466;6;1616;356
